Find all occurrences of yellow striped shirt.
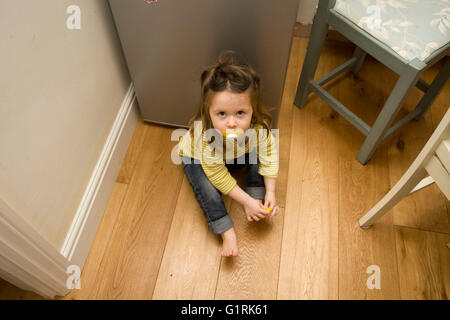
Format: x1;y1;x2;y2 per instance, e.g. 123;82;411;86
178;122;279;194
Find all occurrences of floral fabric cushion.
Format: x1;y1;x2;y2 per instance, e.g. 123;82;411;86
334;0;450;62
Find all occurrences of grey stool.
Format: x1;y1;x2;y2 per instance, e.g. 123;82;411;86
295;0;450;164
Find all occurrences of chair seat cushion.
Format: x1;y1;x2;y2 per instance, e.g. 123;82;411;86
334;0;450;62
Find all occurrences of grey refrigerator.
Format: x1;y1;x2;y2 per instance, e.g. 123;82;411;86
108;0;299;128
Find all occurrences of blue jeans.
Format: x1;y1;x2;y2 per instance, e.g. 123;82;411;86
181;152;266;235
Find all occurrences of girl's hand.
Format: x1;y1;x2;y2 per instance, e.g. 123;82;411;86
264;191;280;221
244;198;269;222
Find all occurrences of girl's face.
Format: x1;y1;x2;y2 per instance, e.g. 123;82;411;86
209;90;253;133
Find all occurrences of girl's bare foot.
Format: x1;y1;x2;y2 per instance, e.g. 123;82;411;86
221;228;238;257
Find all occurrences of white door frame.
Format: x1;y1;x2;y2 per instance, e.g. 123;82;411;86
0;197;71;299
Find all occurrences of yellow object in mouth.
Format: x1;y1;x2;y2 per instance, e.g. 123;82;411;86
222;128;244;139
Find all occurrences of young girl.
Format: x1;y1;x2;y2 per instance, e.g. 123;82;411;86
178;50;280;257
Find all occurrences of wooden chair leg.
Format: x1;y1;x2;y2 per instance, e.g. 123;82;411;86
350;46;367;74
294;0;336;109
356;58;425;165
359;167;428;228
414;56;450;121
360;106;450;229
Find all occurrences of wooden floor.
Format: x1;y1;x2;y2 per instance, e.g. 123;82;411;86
1;37;449;300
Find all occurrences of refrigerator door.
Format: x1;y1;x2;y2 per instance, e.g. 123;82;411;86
108;0;299;128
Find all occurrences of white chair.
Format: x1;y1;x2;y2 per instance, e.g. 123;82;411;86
359;108;450;229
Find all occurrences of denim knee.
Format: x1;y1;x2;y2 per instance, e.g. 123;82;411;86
245;156;266;200
182;157;234;234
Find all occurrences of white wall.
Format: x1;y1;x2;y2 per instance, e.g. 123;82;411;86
296;0;319;24
0;0;131;250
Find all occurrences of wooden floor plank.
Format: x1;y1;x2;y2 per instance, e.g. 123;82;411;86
60;182;128;300
278;106;340;299
212;39;301;299
152;176;228;299
332;43;400;299
338;145;400;299
277;38;339;299
213;171;284;300
116;117;148;184
428;58;450;134
87;124;184;299
275;34;300;209
395;226;450;299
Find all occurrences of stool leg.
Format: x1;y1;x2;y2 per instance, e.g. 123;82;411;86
356;59;425;165
414;56;450;121
294;0;336;109
349;46;367;74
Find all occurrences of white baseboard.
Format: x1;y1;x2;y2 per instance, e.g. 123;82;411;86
61;83;139;269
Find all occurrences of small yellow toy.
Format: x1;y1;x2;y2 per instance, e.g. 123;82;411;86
265;207;273;212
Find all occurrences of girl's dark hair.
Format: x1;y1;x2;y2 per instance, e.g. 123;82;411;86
188;50;273;133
